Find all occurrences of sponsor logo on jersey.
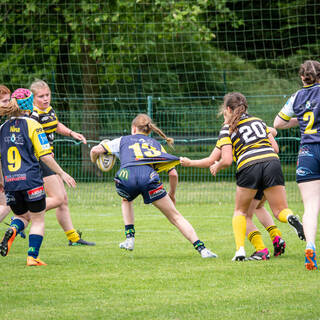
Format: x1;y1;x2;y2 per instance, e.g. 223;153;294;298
10;126;20;133
38;132;50;149
148;184;165;199
4;173;27;182
27;186;45;200
118;169;129;180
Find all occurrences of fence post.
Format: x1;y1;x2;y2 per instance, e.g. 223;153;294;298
147;96;153;136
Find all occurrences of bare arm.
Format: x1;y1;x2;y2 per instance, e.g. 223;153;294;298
56;122;87;144
180;147;222;168
268;132;279;154
273;116;299;129
41;154;76;188
209;145;233;176
167;168;178;205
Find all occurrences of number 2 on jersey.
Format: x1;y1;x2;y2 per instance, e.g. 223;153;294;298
7;146;22;172
129;143;161;158
303;111;317;134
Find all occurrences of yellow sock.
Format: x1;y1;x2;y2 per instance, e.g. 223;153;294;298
65;229;80;243
266;225;282;242
232;215;246;250
248;230;265;251
278;208;294;223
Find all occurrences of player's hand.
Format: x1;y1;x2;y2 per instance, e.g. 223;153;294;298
60;172;77;188
71;131;87;144
180;157;192;167
0;183;4;193
209;161;219;176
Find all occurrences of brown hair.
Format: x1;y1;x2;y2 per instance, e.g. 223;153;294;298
0;98;21;117
0;84;11;98
223;92;248;133
299;60;320;85
132;113;174;148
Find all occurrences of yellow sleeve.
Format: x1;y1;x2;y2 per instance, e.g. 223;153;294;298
215;137;232;149
27;119;52;159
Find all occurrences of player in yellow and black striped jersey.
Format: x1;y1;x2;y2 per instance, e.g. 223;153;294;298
210;92;304;261
29;79;95;246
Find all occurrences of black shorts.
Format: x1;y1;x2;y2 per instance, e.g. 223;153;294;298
40;159;55;178
236;160;285;191
5;187;46;215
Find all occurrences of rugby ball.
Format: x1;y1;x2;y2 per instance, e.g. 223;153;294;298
96;153;116;172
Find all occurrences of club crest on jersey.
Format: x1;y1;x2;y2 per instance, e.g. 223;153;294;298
38;133;50;149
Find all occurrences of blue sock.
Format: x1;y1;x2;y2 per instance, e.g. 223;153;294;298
28;234;43;259
10;218;25;234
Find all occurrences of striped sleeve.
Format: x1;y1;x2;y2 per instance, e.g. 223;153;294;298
215;125;232;149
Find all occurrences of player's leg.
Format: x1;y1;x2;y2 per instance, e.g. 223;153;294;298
298;180;320;270
232;186;257;261
27;200;47;266
0;191;11;223
119;199;135;251
44;174;95;246
264;185;305;241
152;194;217;258
0;191;29;257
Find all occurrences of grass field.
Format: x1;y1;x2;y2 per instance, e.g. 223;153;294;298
0;193;319;320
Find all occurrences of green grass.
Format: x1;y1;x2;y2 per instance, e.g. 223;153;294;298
0;198;319;320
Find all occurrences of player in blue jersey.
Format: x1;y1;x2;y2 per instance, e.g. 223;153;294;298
90;113;217;258
274;60;320;270
0;88;76;266
209;92;304;261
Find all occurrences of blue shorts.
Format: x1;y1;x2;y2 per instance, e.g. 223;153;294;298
114;165;167;204
296;144;320;183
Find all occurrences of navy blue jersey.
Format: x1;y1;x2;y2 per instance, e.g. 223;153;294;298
0;117;51;191
101;134;180;173
277;84;320;144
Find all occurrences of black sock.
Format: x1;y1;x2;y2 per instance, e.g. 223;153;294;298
125;224;135;238
193;240;205;252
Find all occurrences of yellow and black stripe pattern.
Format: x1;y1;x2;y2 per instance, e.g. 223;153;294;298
30;106;58;151
216;114;278;172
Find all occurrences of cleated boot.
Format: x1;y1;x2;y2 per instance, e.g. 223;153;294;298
27;256;47;266
273;236;286;257
288;215;305;241
119;237;135;251
68;230;95;246
200;248;218;258
305;248;317;270
232;246;246;261
0;227;16;257
248;248;270;261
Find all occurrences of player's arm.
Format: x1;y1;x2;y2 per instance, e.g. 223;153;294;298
209;144;233;176
90;144;105;163
56;121;87;144
274;116;299;129
90;138;121;163
180;147;221;168
266;127;279;154
41;155;76;188
0;160;4;192
167;168;178;205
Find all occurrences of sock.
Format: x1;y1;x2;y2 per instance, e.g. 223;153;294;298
125;224;135;238
10;218;25;234
306;242;316;250
28;234;43;259
232;215;246;250
248;230;265;252
65;229;80;243
278;208;294;223
193;240;205;253
266;225;282;242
